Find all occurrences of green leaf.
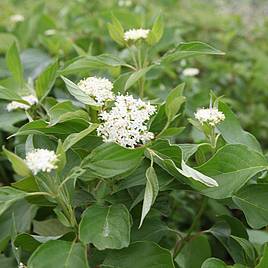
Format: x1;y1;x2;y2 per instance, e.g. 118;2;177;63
3;147;31;177
148;140;182;166
217;215;248;239
48;101;89;125
180;160;218;187
165;83;185;122
247;230;268;252
178;143;202;161
0;255;17;268
233;184;268;229
61;76;97;106
56;140;66;172
6;43;24;89
0;107;27;132
12;176;39;192
25;134;35;153
61;54;129;75
33;219;71;236
132;211;168;243
0;187;28;216
0;200;36;249
14;233;52;253
157;127;185;139
161;41;224;63
218;101;262;153
113;72;132;93
107;15;125;46
201;258;226;268
35;60;58;101
147;140;217;187
197;144;267;199
79;204;131;250
139;167;159;228
11;119;88;137
0;85;27;102
147;15;164;46
0;33;18;54
72;43;87;56
28;240;89;268
124;66;154;91
103;241;175;268
81;143;144;178
209;222;256;266
117;160;149;191
231;236;256;267
175;235;211;268
150;104;168;133
21;48;52;79
63;123;98;151
256;243;268;268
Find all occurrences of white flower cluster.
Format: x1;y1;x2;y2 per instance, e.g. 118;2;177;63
18;262;26;268
124;28;150;41
118;0;132;7
78;77;114;105
182;68;200;77
97;95;156;148
195;107;225;126
6;95;38;112
45;29;57;36
10;14;25;23
25;149;58;175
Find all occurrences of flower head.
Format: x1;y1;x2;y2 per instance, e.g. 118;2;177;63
10;14;25;23
97;95;156;148
182;68;200;77
124;28;150;41
25;149;58;175
78;77;114;105
195;107;225;126
45;29;57;36
6;95;38;112
118;0;132;7
18;262;26;268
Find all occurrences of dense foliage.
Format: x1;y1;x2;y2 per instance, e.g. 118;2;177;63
1;1;268;267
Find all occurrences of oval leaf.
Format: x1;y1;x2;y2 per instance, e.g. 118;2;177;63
139;166;159;228
103;241;175;268
198;144;267;199
81;143;144;178
28;240;88;268
3;147;31;177
79;204;131;250
35;61;58;101
233;184;268;229
161;41;224;63
61;76;97;106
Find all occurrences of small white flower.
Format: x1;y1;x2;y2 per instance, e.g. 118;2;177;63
118;0;132;7
44;29;56;36
10;14;25;23
97;95;156;148
124;28;150;41
195;107;225;126
25;149;58;175
182;68;200;77
18;262;26;268
78;77;114;105
6;95;38;112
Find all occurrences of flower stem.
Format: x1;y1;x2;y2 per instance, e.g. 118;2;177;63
128;45;138;69
57;193;78;230
139;77;145;98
